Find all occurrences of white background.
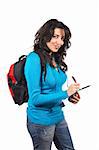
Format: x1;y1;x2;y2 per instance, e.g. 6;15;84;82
0;0;98;150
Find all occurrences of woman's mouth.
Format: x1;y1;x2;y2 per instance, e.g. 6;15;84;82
54;45;60;49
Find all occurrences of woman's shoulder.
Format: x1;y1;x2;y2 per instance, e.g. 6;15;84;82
25;51;41;71
27;51;41;62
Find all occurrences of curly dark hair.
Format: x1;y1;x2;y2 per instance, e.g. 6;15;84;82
33;19;71;81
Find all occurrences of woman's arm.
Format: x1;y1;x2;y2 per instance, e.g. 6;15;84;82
24;52;69;107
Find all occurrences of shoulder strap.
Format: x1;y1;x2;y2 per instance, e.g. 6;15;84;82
34;50;45;82
19;55;27;61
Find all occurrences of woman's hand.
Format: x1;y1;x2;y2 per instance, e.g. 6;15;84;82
68;92;80;104
67;83;80;104
67;83;80;97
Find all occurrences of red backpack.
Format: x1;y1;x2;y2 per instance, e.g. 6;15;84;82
7;51;44;105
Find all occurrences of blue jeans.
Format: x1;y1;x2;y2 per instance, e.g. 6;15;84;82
27;118;75;150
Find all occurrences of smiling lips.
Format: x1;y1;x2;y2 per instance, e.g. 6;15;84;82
54;45;60;50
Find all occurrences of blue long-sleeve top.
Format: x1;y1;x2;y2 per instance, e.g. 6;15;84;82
24;51;69;125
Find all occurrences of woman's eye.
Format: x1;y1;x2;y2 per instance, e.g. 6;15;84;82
61;37;65;40
53;35;58;38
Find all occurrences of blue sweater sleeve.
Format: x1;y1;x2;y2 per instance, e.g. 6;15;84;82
24;52;69;107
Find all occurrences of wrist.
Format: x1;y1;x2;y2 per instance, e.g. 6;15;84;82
67;90;71;97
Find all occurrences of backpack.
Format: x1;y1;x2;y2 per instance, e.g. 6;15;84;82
7;51;44;105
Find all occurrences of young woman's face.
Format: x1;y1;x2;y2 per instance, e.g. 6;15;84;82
46;28;65;54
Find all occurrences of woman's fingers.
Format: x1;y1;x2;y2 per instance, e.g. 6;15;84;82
73;95;80;101
69;98;79;104
68;94;80;104
75;92;80;99
67;83;80;96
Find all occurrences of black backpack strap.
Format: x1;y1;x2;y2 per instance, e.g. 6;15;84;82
34;50;45;82
19;55;27;61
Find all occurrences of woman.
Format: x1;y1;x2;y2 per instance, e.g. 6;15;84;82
24;19;80;150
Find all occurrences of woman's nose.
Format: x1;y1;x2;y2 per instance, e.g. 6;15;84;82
57;38;64;46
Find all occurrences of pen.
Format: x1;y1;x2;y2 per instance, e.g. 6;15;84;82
78;85;91;91
70;76;80;99
72;76;77;83
72;76;91;91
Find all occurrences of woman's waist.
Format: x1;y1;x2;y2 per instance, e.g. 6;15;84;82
28;104;62;112
27;106;64;126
